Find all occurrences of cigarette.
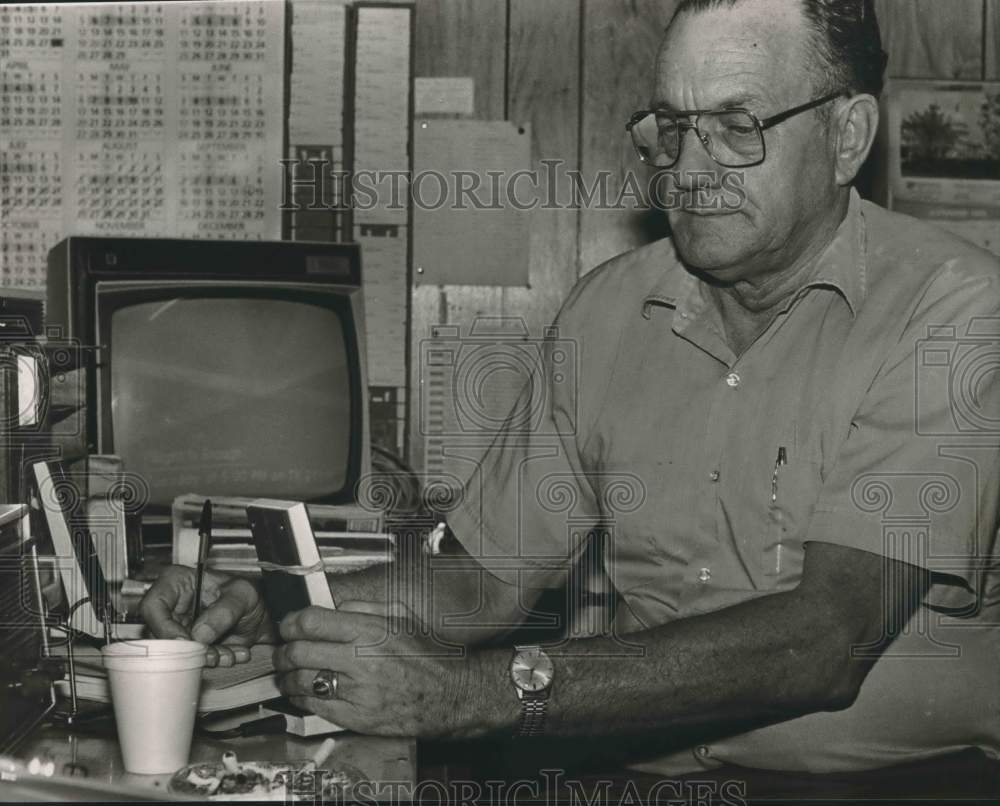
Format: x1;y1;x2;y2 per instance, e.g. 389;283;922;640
221;751;239;774
303;738;337;771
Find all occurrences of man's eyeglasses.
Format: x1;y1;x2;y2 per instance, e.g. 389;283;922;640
626;91;844;169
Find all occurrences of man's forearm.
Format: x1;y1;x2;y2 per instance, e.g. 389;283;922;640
432;541;927;741
298;544;923;742
456;585;883;740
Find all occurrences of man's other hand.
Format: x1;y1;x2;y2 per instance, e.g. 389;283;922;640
139;565;277;666
273;603;477;738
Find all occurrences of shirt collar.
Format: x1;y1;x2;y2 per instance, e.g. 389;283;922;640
642;188;868;320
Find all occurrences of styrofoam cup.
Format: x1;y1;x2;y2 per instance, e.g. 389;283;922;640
101;639;206;774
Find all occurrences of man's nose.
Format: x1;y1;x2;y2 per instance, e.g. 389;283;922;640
672;126;719;189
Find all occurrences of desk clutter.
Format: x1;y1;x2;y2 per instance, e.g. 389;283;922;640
1;466;356;781
0;379;372;757
171;493;393;575
0;234;401;780
168;741;366;800
0;738;367;801
22;474;351;744
0;327;385;752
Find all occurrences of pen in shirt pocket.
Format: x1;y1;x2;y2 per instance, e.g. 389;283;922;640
772;446;788;574
771;446;787;504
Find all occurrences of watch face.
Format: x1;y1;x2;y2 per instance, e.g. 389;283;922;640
510;648;554;692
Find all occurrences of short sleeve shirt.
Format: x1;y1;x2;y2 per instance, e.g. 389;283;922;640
449;191;1000;631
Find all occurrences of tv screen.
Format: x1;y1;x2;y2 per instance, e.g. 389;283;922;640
108;294;354;510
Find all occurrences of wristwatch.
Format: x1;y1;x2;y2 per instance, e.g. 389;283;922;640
509;644;554;737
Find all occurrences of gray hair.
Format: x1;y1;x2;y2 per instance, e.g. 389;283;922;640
670;0;888;99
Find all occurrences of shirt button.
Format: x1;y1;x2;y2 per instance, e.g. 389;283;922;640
696;745;711;758
725;372;741;388
708;470;720;482
698;567;711;583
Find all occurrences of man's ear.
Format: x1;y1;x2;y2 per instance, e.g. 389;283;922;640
832;93;879;186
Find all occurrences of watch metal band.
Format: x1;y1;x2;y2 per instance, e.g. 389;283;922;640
517;694;548;737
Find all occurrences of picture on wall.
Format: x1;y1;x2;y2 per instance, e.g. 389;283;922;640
887;79;1000;256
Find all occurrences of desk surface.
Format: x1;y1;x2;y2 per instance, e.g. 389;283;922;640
14;720;416;801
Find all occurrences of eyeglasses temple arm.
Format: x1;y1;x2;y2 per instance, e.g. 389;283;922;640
758;91;846;130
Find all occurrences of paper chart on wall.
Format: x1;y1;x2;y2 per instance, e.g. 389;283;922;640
351;4;412;389
0;1;285;288
287;0;349;242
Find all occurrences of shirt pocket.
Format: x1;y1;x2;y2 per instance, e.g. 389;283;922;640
759;458;823;586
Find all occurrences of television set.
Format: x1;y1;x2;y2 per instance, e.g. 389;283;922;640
45;237;371;531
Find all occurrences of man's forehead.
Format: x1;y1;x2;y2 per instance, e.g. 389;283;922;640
649;72;776;111
653;1;810;108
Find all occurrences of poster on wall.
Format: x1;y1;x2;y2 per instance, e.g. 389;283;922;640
887;79;1000;256
0;1;286;288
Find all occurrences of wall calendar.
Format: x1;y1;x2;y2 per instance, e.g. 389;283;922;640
0;1;285;288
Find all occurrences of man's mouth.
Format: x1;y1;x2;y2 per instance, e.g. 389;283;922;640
675;206;738;217
668;193;741;216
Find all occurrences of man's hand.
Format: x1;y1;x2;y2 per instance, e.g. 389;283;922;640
273;603;485;738
139;565;277;666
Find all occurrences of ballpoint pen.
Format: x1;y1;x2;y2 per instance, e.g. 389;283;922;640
192;499;213;624
771;446;787;503
772;447;787;574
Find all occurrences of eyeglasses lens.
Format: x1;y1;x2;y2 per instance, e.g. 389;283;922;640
630;110;763;168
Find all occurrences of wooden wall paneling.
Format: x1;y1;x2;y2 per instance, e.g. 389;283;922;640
409;0;509;471
502;0;582;336
578;0;678;275
875;0;985;79
412;0;508;120
426;0;506;349
986;0;999;79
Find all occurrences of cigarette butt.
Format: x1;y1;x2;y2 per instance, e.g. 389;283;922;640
221;751;239;774
309;738;336;769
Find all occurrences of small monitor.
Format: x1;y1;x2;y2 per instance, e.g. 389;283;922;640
106;292;354;508
46;237;371;528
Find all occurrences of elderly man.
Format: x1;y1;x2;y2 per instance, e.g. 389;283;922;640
143;0;1000;775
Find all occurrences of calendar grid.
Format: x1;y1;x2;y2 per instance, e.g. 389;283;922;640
0;1;285;288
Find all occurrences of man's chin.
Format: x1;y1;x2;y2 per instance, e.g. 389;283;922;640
669;219;748;275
